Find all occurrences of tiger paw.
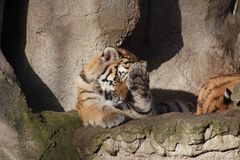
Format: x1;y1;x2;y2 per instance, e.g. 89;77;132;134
127;61;149;92
101;112;127;128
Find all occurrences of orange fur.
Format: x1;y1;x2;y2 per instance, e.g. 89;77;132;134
196;73;240;114
114;81;129;101
76;47;138;128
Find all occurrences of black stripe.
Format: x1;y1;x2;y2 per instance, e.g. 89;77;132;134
126;102;153;115
114;102;131;111
80;70;92;83
205;81;231;98
213;96;220;100
202;80;232;106
166;103;170;112
113;65;119;81
123;66;130;69
105;69;112;80
79;91;94;94
175;103;183;112
99;64;114;83
211;106;218;113
81;97;96;102
98;64;111;80
111;92;119;101
206;104;211;113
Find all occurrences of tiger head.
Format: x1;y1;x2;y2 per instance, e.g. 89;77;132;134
79;47;138;101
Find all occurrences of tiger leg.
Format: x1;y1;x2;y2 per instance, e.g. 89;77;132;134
78;104;128;128
127;61;154;115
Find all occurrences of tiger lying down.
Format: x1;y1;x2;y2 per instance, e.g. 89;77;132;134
76;47;156;128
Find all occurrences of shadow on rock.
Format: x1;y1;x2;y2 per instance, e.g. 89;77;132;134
121;0;183;71
1;0;64;112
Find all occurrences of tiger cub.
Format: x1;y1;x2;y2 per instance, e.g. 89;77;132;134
196;73;240;114
76;47;154;128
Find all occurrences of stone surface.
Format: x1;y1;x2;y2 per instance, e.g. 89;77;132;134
0;120;23;160
74;112;240;160
0;0;24;159
19;110;81;160
0;48;24;160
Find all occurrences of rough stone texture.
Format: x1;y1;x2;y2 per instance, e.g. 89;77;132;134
25;0;140;111
74;112;240;160
0;0;24;159
0;61;24;160
123;0;240;100
19;110;81;160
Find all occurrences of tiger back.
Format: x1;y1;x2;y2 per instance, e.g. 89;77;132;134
196;73;240;114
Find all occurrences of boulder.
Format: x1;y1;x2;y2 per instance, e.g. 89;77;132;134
0;50;24;160
74;112;240;160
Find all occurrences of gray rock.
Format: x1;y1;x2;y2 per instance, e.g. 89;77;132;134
0;49;24;160
0;0;24;159
74;112;240;160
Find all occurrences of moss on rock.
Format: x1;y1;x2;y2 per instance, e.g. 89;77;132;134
18;106;82;160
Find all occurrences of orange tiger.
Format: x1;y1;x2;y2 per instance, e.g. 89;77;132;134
196;73;240;114
76;47;155;128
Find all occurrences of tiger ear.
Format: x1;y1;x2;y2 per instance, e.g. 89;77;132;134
224;88;233;104
224;88;232;99
101;47;120;63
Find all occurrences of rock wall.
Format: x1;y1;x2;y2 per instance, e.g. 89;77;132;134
25;0;140;110
0;50;24;160
0;1;25;159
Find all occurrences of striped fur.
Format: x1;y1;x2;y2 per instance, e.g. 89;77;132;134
158;101;195;113
76;47;154;128
196;73;240;114
154;100;195;114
